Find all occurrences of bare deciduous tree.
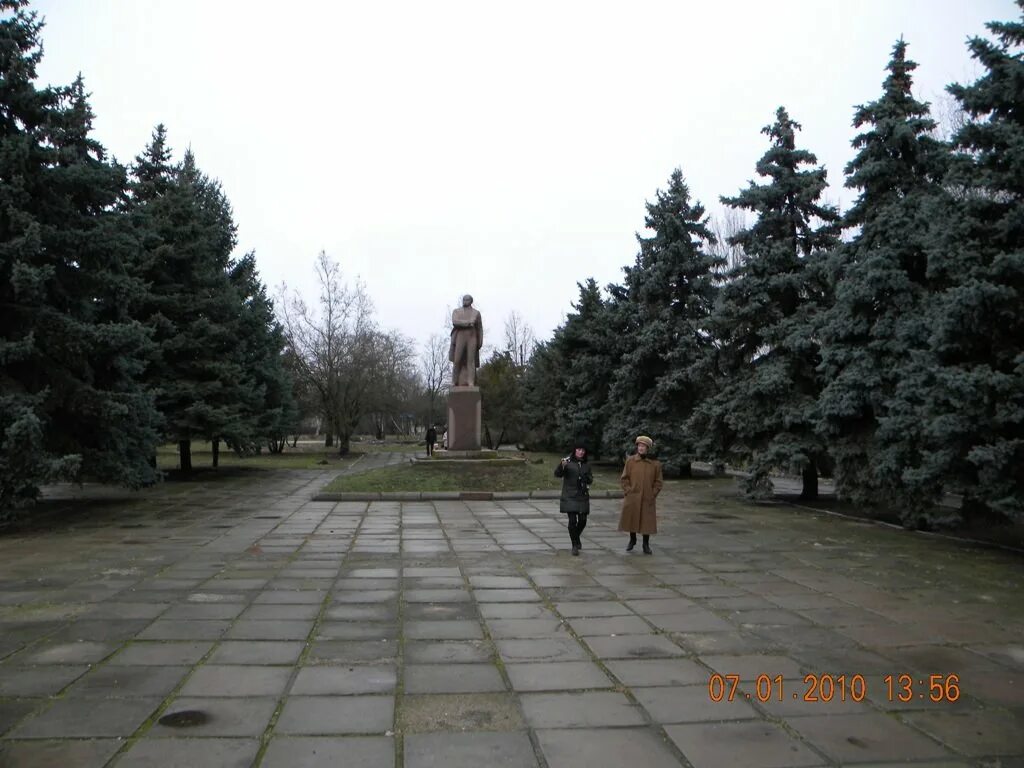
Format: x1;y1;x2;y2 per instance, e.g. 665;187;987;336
929;88;970;144
277;251;377;455
420;332;451;426
503;310;537;367
367;330;418;438
710;208;748;277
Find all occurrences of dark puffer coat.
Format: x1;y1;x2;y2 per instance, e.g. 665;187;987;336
554;458;593;514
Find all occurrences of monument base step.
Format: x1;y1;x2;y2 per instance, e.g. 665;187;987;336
412;453;527;467
432;449;498;459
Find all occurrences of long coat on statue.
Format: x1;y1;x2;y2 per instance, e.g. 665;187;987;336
617;454;663;534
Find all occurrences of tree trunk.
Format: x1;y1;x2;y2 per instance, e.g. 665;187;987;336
290;434;299;448
959;495;996;527
178;440;192;472
678;461;692;478
801;459;819;500
337;431;351;456
494;428;507;451
325;433;334;447
212;438;220;468
483;426;493;450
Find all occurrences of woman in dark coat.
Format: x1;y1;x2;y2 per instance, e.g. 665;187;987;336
555;444;593;556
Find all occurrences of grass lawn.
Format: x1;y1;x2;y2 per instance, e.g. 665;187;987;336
156;440;359;471
350;438;425;453
323;452;623;493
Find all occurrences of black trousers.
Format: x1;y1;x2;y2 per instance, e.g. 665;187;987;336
567;512;588;543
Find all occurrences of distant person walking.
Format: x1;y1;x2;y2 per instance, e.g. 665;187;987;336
425;425;438;457
555;443;593;556
618;435;662;554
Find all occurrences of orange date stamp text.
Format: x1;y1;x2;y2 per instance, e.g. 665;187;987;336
708;673;961;704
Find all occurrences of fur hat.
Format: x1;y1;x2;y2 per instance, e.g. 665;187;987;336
635;435;653;447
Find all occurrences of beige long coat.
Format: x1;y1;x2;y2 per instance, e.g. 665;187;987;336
618;454;664;534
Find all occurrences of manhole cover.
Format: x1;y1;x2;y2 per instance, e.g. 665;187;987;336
158;710;209;728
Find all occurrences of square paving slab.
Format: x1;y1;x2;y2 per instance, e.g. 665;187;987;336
259;735;394;768
0;738;122;768
111;737;260;768
665;720;827;767
535;727;686;768
275;695;394;735
404;731;540;768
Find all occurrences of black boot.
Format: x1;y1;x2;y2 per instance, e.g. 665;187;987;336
642;535;652;555
626;534;636;552
571;540;580;556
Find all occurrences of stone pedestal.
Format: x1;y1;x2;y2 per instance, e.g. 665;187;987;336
447;387;481;451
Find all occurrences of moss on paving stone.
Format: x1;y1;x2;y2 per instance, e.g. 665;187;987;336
397;693;524;733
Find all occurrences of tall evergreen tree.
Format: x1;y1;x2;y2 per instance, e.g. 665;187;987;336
1;2;159;512
126;130;255;471
478;349;524;450
817;42;952;521
520;339;563;451
34;78;161;485
228;252;296;454
550;279;620;455
519;280;627;454
926;4;1024;522
604;169;721;473
692;108;839;498
1;1;74;509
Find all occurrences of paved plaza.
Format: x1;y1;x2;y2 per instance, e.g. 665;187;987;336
0;469;1022;767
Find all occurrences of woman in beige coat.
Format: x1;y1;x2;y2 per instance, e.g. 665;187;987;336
618;435;663;554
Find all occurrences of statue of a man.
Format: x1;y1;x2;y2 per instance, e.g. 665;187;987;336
449;294;483;387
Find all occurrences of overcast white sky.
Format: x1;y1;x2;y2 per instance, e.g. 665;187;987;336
32;0;1012;355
